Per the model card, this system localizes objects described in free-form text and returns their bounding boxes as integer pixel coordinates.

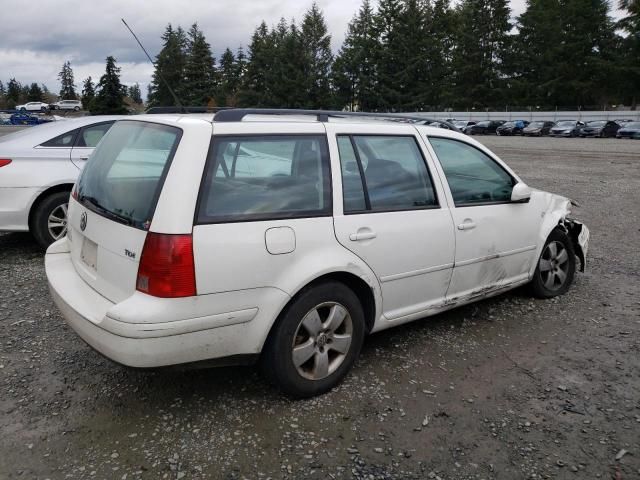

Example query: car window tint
[40,129,79,147]
[76,122,114,148]
[337,136,367,212]
[428,137,515,206]
[198,135,331,223]
[338,135,437,212]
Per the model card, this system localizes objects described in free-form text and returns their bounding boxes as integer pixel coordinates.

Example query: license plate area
[81,237,98,271]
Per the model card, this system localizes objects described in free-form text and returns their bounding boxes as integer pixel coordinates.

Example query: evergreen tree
[512,0,563,106]
[58,61,77,100]
[617,0,640,107]
[427,0,456,107]
[128,83,143,104]
[374,0,405,110]
[81,77,95,110]
[90,56,127,114]
[27,83,44,102]
[451,0,511,108]
[217,48,241,106]
[266,18,307,108]
[240,22,274,106]
[554,0,617,106]
[332,0,379,110]
[183,23,217,105]
[0,80,6,109]
[148,24,187,107]
[6,78,21,108]
[300,3,333,108]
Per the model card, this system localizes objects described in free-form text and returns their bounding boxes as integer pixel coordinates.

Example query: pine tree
[183,23,217,105]
[300,3,333,108]
[512,0,563,106]
[332,0,380,111]
[617,0,640,107]
[555,0,617,106]
[58,61,77,100]
[0,80,6,109]
[81,77,95,110]
[128,83,143,104]
[90,56,127,114]
[451,0,512,108]
[374,0,404,110]
[27,83,43,102]
[148,24,188,107]
[6,78,21,109]
[240,22,274,106]
[427,0,456,108]
[217,48,240,106]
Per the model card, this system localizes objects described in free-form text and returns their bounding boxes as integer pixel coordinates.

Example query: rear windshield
[75,121,182,230]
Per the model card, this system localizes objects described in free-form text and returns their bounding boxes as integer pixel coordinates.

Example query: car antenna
[121,18,186,113]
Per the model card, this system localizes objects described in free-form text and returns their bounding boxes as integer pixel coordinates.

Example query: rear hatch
[67,120,182,303]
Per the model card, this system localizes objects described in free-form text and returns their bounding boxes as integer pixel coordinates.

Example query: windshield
[623,122,640,128]
[454,121,469,127]
[586,121,606,127]
[75,121,182,230]
[502,122,515,127]
[528,121,544,127]
[556,121,576,127]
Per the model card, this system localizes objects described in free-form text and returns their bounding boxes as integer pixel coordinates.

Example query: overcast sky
[1,0,623,99]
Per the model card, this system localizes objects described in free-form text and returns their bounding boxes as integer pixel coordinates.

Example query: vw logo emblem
[80,212,87,232]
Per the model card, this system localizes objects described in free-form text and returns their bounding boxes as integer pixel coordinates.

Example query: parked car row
[14,100,83,112]
[446,119,638,139]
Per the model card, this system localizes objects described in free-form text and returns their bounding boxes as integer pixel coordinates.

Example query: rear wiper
[80,195,133,226]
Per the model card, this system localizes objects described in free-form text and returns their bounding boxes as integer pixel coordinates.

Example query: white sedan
[15,101,51,112]
[0,116,122,247]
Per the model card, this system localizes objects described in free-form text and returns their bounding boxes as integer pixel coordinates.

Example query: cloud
[0,0,624,98]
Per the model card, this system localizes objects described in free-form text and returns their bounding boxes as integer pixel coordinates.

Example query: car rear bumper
[46,239,290,368]
[0,186,38,231]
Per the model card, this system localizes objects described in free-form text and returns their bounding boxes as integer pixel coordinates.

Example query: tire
[262,281,366,398]
[31,191,71,249]
[530,228,576,298]
[74,106,80,111]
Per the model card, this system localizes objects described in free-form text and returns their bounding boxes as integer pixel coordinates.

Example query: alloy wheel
[539,241,570,291]
[47,203,68,241]
[292,302,353,381]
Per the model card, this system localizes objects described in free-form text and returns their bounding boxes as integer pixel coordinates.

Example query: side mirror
[511,182,532,203]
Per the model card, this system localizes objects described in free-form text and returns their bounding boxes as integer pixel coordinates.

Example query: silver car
[52,100,83,111]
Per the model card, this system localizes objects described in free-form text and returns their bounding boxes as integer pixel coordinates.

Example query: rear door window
[76,121,182,229]
[337,135,438,213]
[76,122,114,147]
[197,135,331,223]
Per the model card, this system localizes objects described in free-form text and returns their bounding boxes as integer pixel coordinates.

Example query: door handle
[349,228,377,241]
[79,156,89,161]
[457,220,476,231]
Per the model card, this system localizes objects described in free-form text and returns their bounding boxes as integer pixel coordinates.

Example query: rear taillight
[0,159,12,167]
[136,233,196,298]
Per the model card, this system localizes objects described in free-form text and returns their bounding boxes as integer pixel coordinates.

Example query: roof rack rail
[213,108,459,131]
[145,106,233,114]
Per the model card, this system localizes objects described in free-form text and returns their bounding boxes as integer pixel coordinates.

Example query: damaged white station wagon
[45,109,589,397]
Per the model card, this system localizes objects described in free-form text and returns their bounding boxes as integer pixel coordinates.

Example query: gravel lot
[1,135,639,480]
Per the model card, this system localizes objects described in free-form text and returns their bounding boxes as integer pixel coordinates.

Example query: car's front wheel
[530,229,576,298]
[262,281,366,397]
[31,191,71,249]
[74,106,80,111]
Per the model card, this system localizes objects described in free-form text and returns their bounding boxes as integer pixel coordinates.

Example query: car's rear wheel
[31,191,70,249]
[262,281,365,398]
[530,229,576,298]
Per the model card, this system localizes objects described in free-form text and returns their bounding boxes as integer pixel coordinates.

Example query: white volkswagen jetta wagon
[45,110,589,397]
